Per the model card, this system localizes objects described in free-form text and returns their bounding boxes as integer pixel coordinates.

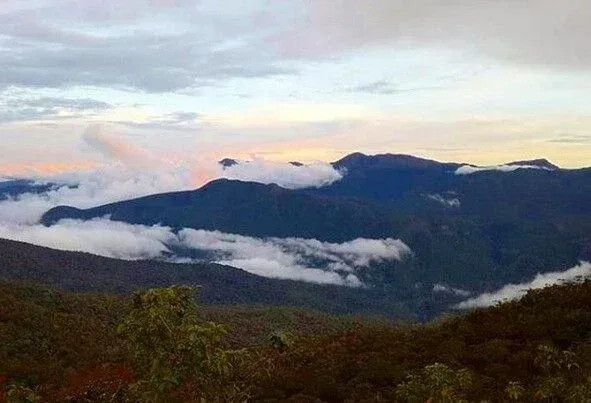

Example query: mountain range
[38,153,591,293]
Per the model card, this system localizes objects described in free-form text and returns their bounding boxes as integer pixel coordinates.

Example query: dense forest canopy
[1,279,589,401]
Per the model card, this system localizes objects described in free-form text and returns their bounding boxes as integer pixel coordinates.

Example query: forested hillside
[0,238,416,318]
[1,279,589,401]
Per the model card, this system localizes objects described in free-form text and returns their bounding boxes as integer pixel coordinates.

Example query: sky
[1,0,591,177]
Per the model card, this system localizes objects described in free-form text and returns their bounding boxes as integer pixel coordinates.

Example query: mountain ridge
[0,237,415,317]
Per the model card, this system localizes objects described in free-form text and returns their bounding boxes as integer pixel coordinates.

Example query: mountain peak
[332,152,447,170]
[506,158,560,170]
[218,158,238,168]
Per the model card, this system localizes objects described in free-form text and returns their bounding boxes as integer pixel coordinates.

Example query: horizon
[1,148,582,184]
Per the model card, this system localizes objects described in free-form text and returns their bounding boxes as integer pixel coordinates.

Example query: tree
[394,363,472,403]
[118,286,248,402]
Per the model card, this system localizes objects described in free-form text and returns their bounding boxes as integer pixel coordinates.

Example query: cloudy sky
[1,0,591,177]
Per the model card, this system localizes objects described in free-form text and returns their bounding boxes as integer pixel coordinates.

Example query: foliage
[505,381,526,400]
[0,279,590,401]
[394,363,472,402]
[269,330,295,351]
[117,285,249,402]
[4,384,40,403]
[57,364,134,402]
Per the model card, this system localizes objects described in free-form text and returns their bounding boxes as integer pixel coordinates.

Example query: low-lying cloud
[0,165,195,224]
[432,284,471,297]
[455,262,591,309]
[220,159,344,189]
[0,126,345,224]
[0,219,176,260]
[0,218,411,287]
[426,194,460,208]
[455,164,553,175]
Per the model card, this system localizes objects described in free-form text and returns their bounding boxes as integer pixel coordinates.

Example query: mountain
[39,153,591,291]
[218,158,238,167]
[42,179,395,241]
[0,179,64,200]
[506,158,560,170]
[315,152,461,203]
[0,237,416,317]
[332,152,457,170]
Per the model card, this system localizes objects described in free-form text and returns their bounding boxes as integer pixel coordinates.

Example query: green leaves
[118,285,249,402]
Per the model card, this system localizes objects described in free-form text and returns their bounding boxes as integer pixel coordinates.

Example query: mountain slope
[41,179,394,241]
[0,237,414,317]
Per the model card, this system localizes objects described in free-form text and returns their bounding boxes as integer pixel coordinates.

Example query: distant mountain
[42,179,395,241]
[312,153,590,219]
[506,158,560,170]
[0,237,416,317]
[218,158,238,167]
[0,179,66,200]
[332,152,457,171]
[39,153,591,291]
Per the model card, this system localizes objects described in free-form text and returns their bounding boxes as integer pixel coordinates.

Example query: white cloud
[455,164,552,175]
[455,261,591,309]
[0,218,411,287]
[220,159,344,189]
[432,283,471,297]
[0,125,346,224]
[0,218,176,260]
[0,164,196,224]
[426,194,460,208]
[178,229,411,286]
[0,159,343,224]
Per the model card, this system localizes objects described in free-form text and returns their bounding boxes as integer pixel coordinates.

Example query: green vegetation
[1,280,590,401]
[118,286,249,402]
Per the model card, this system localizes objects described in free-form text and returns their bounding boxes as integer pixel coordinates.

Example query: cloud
[432,284,471,297]
[112,111,201,131]
[0,218,176,260]
[548,134,591,144]
[0,218,412,287]
[0,1,293,93]
[426,194,460,208]
[348,80,445,95]
[179,229,411,283]
[0,125,348,224]
[0,157,342,225]
[278,0,591,70]
[0,96,112,124]
[0,166,193,225]
[81,124,159,165]
[455,164,553,175]
[455,261,591,309]
[219,159,344,189]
